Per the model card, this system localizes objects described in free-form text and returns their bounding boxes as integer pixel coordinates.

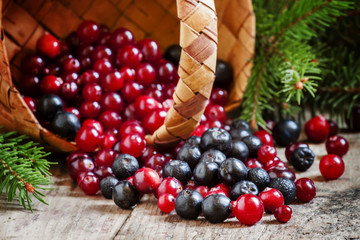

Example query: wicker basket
[0,0,255,152]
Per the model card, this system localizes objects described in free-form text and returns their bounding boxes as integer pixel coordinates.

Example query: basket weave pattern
[0,0,255,152]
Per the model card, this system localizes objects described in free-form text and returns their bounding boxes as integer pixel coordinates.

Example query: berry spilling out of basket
[18,19,349,225]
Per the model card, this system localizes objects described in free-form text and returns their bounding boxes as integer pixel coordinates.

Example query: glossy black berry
[230,128,252,140]
[231,119,250,130]
[229,140,249,161]
[112,154,139,180]
[230,180,259,201]
[175,189,203,220]
[268,177,296,205]
[202,194,232,223]
[37,94,64,121]
[219,158,248,185]
[177,145,201,169]
[100,176,119,199]
[199,149,226,166]
[113,180,140,209]
[247,168,270,192]
[50,111,80,140]
[185,136,201,147]
[272,119,300,147]
[162,160,192,185]
[163,44,181,65]
[290,147,315,172]
[242,135,262,158]
[193,162,219,187]
[200,128,232,155]
[214,59,233,88]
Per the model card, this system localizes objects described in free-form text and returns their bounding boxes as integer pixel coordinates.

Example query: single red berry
[258,188,284,213]
[205,120,223,129]
[254,130,274,146]
[91,45,114,63]
[192,125,208,137]
[295,178,316,202]
[119,120,145,138]
[66,150,91,165]
[60,81,78,100]
[77,20,100,43]
[20,75,41,97]
[204,104,226,123]
[79,70,100,85]
[98,111,122,130]
[78,174,100,195]
[234,194,264,225]
[257,145,277,164]
[267,166,296,182]
[327,120,339,137]
[163,84,176,99]
[156,177,183,198]
[82,119,103,135]
[244,158,263,169]
[119,67,135,82]
[101,70,124,92]
[63,58,81,73]
[156,61,177,84]
[77,44,94,58]
[36,34,60,58]
[195,186,210,198]
[319,154,345,180]
[139,146,158,163]
[263,156,283,172]
[94,166,113,180]
[137,39,162,64]
[93,58,113,76]
[82,82,102,101]
[144,86,163,102]
[121,81,144,103]
[95,149,116,167]
[305,115,330,142]
[210,88,228,106]
[326,135,349,157]
[274,205,292,223]
[68,158,95,181]
[75,127,101,152]
[210,183,231,197]
[285,142,309,162]
[21,54,45,75]
[133,168,161,193]
[101,134,117,149]
[157,193,176,213]
[80,100,102,119]
[63,72,79,82]
[135,63,156,86]
[109,28,135,51]
[100,92,123,112]
[120,134,146,158]
[116,46,143,68]
[40,75,63,95]
[144,153,167,171]
[134,95,162,119]
[23,97,36,113]
[77,171,95,185]
[142,109,167,134]
[122,103,137,120]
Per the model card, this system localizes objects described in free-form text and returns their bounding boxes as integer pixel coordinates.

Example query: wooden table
[1,133,360,239]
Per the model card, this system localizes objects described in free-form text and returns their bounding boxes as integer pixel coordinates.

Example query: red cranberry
[82,119,103,135]
[142,109,167,134]
[121,81,144,103]
[101,70,124,92]
[63,58,81,73]
[137,39,162,64]
[97,31,111,45]
[258,188,284,213]
[139,146,158,163]
[267,167,296,182]
[274,205,292,223]
[23,97,36,113]
[135,63,156,86]
[91,45,114,63]
[245,158,263,169]
[20,75,41,96]
[326,135,349,157]
[263,156,283,171]
[184,180,197,190]
[119,120,145,138]
[285,142,309,161]
[210,183,231,197]
[144,87,163,102]
[134,95,162,119]
[66,150,91,164]
[210,88,228,106]
[257,145,277,164]
[109,28,135,51]
[94,58,113,76]
[205,120,223,129]
[75,127,101,152]
[80,100,101,119]
[40,75,63,95]
[98,111,122,129]
[21,54,45,75]
[80,57,92,70]
[204,104,226,123]
[319,154,345,180]
[65,107,81,120]
[79,70,100,85]
[95,149,116,167]
[63,72,79,82]
[191,125,208,137]
[116,46,143,68]
[305,115,330,142]
[78,174,100,195]
[163,84,176,99]
[157,193,176,213]
[68,158,95,181]
[36,34,60,58]
[133,168,161,194]
[100,92,123,112]
[234,194,264,225]
[156,61,177,84]
[66,31,80,50]
[122,103,137,120]
[119,67,135,82]
[195,186,210,198]
[162,99,174,111]
[295,178,316,202]
[101,134,117,149]
[77,44,94,58]
[60,81,78,100]
[82,83,102,101]
[120,134,146,158]
[77,20,100,43]
[94,166,113,180]
[144,153,166,171]
[156,177,183,198]
[327,120,339,137]
[254,130,274,146]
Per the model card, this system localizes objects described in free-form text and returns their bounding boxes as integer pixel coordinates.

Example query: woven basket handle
[147,0,218,148]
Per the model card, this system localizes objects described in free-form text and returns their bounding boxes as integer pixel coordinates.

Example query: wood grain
[1,132,360,239]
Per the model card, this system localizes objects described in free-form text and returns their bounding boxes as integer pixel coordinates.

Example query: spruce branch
[0,131,55,212]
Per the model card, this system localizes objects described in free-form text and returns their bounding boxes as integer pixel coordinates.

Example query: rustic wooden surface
[1,132,360,240]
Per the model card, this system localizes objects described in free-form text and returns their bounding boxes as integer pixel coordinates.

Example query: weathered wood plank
[0,133,360,239]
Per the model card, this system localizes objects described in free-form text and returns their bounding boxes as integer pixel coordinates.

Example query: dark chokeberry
[113,180,140,209]
[177,144,201,169]
[199,149,226,166]
[193,162,219,187]
[231,119,250,130]
[100,176,119,199]
[112,154,139,180]
[229,140,249,161]
[230,180,259,201]
[37,94,64,121]
[268,178,296,205]
[175,189,203,220]
[200,128,232,155]
[230,128,251,140]
[247,168,270,192]
[219,158,248,185]
[202,194,232,223]
[163,44,181,65]
[185,136,201,147]
[162,160,192,185]
[214,60,233,89]
[290,147,315,172]
[50,111,81,140]
[242,135,262,158]
[272,119,300,147]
